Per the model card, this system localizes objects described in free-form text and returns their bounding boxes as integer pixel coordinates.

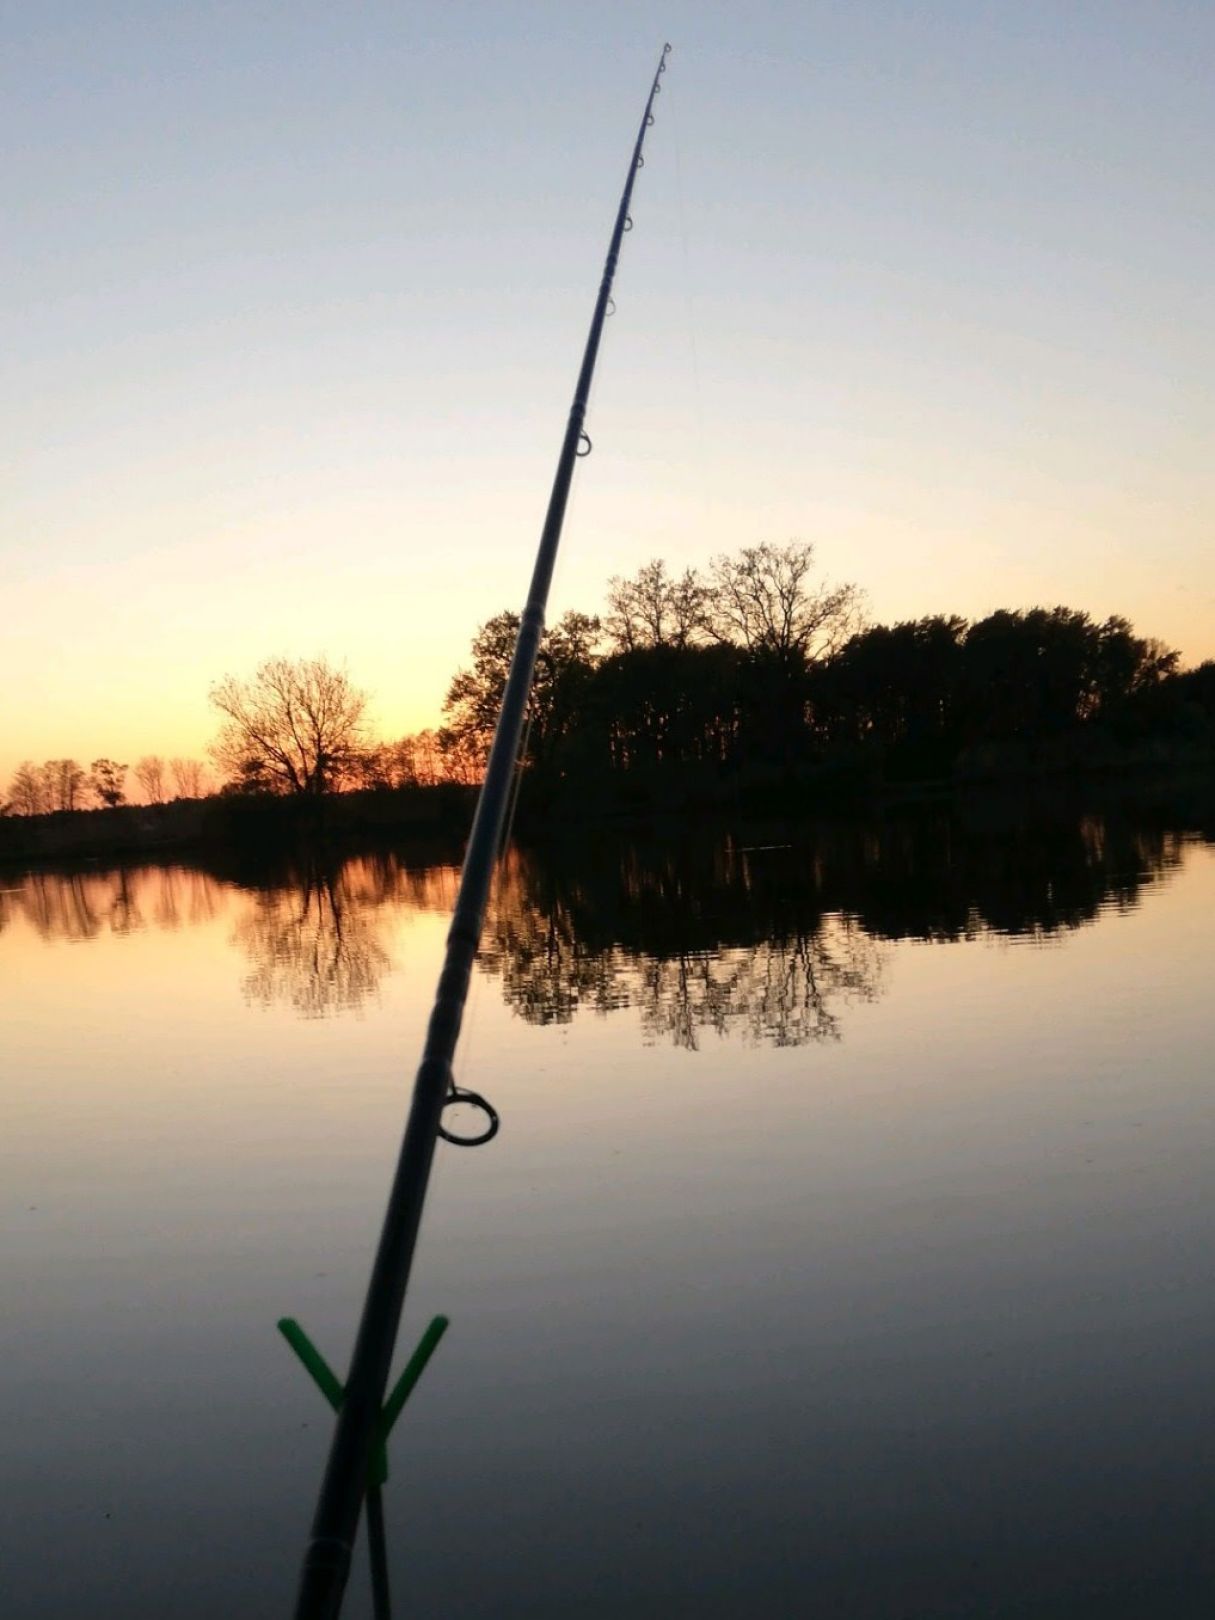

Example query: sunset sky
[4,1,1212,788]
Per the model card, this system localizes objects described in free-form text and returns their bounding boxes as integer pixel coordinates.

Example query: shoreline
[2,756,1212,874]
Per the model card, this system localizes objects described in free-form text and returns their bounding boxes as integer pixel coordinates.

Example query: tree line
[4,756,209,815]
[436,543,1213,790]
[6,541,1214,814]
[180,543,872,798]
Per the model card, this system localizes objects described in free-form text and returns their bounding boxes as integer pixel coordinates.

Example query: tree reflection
[227,853,464,1016]
[480,801,1195,1047]
[0,852,458,1018]
[0,865,223,942]
[481,848,887,1049]
[630,923,884,1049]
[232,862,393,1018]
[0,795,1205,1041]
[834,806,1189,941]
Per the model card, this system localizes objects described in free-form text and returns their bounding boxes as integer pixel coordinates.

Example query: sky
[3,0,1213,785]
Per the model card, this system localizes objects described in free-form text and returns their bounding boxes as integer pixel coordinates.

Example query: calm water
[3,800,1215,1618]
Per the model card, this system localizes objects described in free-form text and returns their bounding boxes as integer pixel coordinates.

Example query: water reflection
[0,864,222,942]
[836,810,1187,941]
[0,803,1204,1042]
[482,852,885,1047]
[233,869,393,1019]
[226,855,460,1017]
[4,801,1213,1620]
[477,806,1193,1044]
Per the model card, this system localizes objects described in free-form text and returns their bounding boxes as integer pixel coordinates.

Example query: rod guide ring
[438,1087,500,1147]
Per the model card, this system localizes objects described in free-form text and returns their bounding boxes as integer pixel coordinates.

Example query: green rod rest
[278,1314,449,1486]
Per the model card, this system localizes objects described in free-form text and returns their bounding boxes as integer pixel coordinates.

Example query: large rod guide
[290,42,672,1620]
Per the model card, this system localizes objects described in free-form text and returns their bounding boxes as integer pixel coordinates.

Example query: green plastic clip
[278,1313,450,1486]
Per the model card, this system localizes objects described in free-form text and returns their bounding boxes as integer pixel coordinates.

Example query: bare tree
[7,762,48,816]
[89,759,128,807]
[437,727,484,785]
[707,542,863,665]
[355,734,448,790]
[605,559,709,652]
[209,656,368,795]
[43,759,87,811]
[347,743,390,791]
[410,729,444,786]
[134,755,167,804]
[390,736,425,786]
[169,758,208,798]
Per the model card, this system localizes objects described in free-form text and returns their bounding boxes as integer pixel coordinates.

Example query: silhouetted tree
[435,727,484,785]
[6,762,48,816]
[170,758,208,798]
[89,758,127,808]
[405,729,445,786]
[811,608,1181,769]
[44,758,88,811]
[134,755,167,804]
[958,608,1178,740]
[706,542,863,666]
[349,742,395,790]
[209,656,367,795]
[442,612,518,767]
[218,756,278,796]
[533,611,602,772]
[591,643,742,772]
[443,610,602,776]
[605,559,709,652]
[1091,618,1179,726]
[812,616,967,759]
[696,542,865,769]
[1168,660,1215,734]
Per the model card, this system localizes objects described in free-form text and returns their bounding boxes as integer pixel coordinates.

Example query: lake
[3,793,1214,1618]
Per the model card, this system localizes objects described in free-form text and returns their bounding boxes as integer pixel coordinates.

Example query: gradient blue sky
[3,1,1212,782]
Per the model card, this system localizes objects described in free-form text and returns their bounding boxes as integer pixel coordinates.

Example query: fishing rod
[288,42,673,1620]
